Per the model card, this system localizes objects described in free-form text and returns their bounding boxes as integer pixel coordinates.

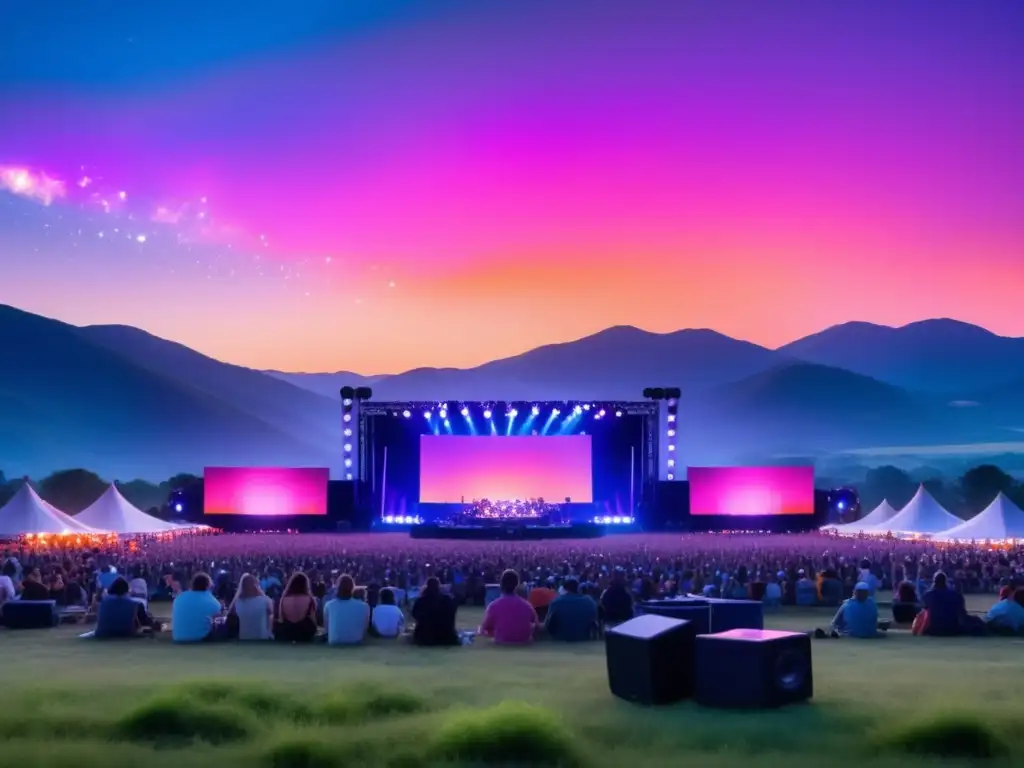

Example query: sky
[1,0,1022,374]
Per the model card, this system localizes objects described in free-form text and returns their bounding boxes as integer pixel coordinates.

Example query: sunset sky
[1,0,1021,374]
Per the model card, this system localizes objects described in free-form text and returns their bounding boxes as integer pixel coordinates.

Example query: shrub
[115,696,254,744]
[874,712,1011,759]
[318,687,427,725]
[430,701,584,766]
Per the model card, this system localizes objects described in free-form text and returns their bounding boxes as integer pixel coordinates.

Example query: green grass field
[2,595,1022,767]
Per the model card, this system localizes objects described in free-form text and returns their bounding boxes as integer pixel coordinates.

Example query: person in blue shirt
[830,582,881,638]
[95,577,144,638]
[984,588,1024,634]
[545,578,598,642]
[922,572,969,636]
[171,572,223,643]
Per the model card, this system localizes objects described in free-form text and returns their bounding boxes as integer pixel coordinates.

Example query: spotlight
[667,458,675,467]
[384,515,395,524]
[667,429,676,437]
[343,443,352,452]
[424,411,432,419]
[612,516,622,524]
[509,408,518,417]
[668,444,675,451]
[615,410,622,417]
[404,516,414,524]
[343,428,352,437]
[443,419,450,427]
[461,407,469,417]
[402,410,411,418]
[551,408,560,416]
[667,473,675,480]
[583,404,591,411]
[345,472,353,480]
[598,409,606,417]
[174,503,183,513]
[573,405,583,415]
[342,398,353,407]
[483,409,492,419]
[531,405,540,416]
[343,414,351,422]
[439,409,447,419]
[344,458,352,467]
[668,414,676,423]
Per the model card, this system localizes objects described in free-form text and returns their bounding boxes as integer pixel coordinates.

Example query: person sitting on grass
[821,582,882,638]
[324,574,370,645]
[891,580,921,623]
[544,578,597,642]
[171,572,223,643]
[479,569,538,645]
[95,577,146,638]
[371,587,405,639]
[922,571,972,636]
[18,567,50,601]
[599,568,634,626]
[411,577,460,646]
[275,572,320,643]
[984,588,1024,634]
[229,573,274,641]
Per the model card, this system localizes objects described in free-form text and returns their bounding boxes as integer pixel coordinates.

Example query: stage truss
[354,399,662,516]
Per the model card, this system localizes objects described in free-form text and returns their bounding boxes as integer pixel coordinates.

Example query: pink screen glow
[203,467,328,516]
[688,466,814,516]
[419,436,593,504]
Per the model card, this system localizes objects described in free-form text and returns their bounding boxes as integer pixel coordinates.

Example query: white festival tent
[825,500,898,534]
[864,484,960,535]
[937,493,1024,542]
[0,481,100,536]
[75,483,181,534]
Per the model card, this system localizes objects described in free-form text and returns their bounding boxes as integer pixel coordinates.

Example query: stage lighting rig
[644,387,681,480]
[827,487,860,524]
[340,385,373,481]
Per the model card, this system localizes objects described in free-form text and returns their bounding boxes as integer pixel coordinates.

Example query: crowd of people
[2,532,1023,643]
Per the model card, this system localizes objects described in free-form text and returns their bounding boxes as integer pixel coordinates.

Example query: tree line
[0,469,201,518]
[855,464,1024,519]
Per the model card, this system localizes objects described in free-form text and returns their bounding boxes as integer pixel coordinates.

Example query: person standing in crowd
[324,574,370,645]
[480,569,538,644]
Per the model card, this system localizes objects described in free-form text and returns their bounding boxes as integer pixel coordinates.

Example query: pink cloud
[0,165,66,205]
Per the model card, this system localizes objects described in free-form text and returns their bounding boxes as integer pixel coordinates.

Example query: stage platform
[410,523,606,540]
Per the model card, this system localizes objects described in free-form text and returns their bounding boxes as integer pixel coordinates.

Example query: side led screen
[688,466,814,516]
[203,467,329,516]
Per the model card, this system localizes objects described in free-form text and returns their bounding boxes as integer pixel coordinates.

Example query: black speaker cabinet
[606,614,696,705]
[695,629,812,709]
[640,599,711,635]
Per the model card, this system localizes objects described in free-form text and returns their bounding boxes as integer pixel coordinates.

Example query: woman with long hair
[275,571,319,642]
[229,573,274,640]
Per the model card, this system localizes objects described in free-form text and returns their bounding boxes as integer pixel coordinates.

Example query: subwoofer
[695,629,812,709]
[605,614,696,705]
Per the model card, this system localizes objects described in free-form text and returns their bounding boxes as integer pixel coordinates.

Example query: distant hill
[79,324,342,451]
[675,362,1007,463]
[263,370,375,400]
[0,305,330,480]
[275,325,787,402]
[778,319,1024,393]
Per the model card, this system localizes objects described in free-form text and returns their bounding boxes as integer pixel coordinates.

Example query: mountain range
[1,303,1022,480]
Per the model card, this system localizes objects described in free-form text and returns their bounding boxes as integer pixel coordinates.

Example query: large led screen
[203,467,329,516]
[419,435,593,503]
[688,466,814,516]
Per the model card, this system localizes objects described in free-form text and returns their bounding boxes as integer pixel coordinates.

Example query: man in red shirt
[479,569,538,644]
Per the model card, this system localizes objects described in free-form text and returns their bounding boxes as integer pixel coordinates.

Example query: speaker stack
[606,610,812,709]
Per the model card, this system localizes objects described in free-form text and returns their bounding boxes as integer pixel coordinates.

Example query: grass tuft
[263,737,348,768]
[318,686,428,725]
[115,696,254,745]
[874,712,1011,759]
[431,701,585,766]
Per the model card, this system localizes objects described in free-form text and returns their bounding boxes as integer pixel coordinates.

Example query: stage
[409,522,606,540]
